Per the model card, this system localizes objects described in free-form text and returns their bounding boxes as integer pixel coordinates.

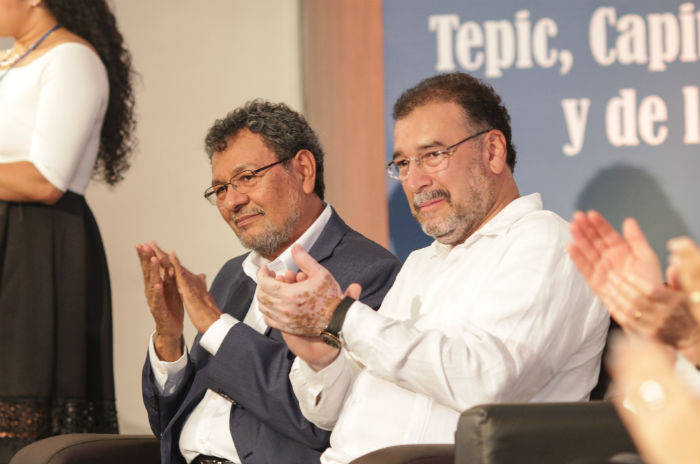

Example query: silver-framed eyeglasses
[204,154,295,205]
[386,129,491,180]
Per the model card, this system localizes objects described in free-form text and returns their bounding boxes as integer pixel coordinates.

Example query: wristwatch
[320,296,356,348]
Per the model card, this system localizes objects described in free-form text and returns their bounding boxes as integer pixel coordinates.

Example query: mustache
[413,189,451,210]
[232,207,265,221]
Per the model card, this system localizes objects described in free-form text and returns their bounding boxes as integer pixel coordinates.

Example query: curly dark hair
[44,0,136,186]
[205,100,326,200]
[393,72,517,172]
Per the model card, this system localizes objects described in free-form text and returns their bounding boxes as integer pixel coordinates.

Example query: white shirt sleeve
[199,313,238,355]
[30,44,108,191]
[148,313,239,395]
[147,333,189,396]
[339,220,606,412]
[289,349,358,430]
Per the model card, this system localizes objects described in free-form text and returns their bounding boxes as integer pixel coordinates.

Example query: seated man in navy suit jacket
[137,100,401,464]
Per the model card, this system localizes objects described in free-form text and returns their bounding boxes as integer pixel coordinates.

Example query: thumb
[291,244,325,275]
[666,265,681,290]
[344,283,362,300]
[622,218,655,260]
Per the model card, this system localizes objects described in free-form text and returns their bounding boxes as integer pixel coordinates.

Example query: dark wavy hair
[393,72,517,172]
[205,100,326,200]
[45,0,136,186]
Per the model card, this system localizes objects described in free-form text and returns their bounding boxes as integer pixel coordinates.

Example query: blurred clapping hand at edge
[568,210,700,365]
[568,210,700,464]
[608,334,699,464]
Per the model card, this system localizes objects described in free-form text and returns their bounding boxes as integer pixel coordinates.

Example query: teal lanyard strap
[0,24,61,83]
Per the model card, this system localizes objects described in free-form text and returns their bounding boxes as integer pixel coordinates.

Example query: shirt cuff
[199,313,238,355]
[290,348,347,402]
[148,332,188,396]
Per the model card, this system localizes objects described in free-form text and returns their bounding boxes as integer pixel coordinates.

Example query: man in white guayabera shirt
[256,73,610,464]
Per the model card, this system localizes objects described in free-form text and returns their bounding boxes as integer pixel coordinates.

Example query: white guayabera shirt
[290,193,610,464]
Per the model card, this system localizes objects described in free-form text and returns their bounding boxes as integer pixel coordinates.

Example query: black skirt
[0,192,118,460]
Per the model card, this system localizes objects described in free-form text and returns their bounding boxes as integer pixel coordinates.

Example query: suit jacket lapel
[169,271,255,435]
[223,277,256,321]
[308,207,349,264]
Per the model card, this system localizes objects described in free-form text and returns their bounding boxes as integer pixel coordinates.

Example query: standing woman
[0,0,135,460]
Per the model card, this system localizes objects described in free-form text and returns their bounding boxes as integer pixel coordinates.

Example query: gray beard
[418,198,488,245]
[238,207,301,257]
[413,190,476,243]
[412,165,495,245]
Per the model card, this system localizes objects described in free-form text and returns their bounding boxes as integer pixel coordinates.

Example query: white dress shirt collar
[432,193,542,258]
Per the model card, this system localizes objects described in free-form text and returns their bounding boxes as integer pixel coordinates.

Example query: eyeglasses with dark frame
[386,129,491,180]
[204,154,295,205]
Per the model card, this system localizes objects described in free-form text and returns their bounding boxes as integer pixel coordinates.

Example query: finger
[146,258,166,310]
[275,269,296,283]
[148,281,169,317]
[255,280,286,312]
[569,241,614,298]
[136,243,156,266]
[147,256,164,288]
[605,272,646,327]
[171,254,201,290]
[569,213,602,264]
[605,298,635,333]
[667,236,700,255]
[575,211,606,255]
[622,218,660,266]
[607,273,666,337]
[587,210,626,251]
[262,312,285,331]
[344,283,362,299]
[667,236,700,295]
[608,271,643,302]
[567,243,595,279]
[257,296,286,327]
[150,240,172,266]
[169,251,180,270]
[666,265,680,290]
[257,266,304,300]
[149,241,177,280]
[291,244,326,276]
[136,242,153,254]
[296,271,308,282]
[626,272,655,297]
[169,252,190,288]
[135,243,145,259]
[169,255,204,304]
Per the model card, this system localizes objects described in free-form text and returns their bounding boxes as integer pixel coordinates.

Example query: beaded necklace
[0,24,61,83]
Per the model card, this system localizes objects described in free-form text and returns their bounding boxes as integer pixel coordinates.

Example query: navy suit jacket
[142,209,401,464]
